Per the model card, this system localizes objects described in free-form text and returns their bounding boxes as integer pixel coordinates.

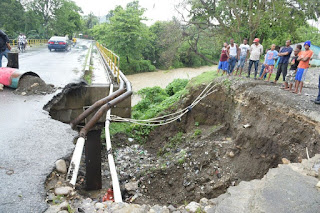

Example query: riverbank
[127,65,217,106]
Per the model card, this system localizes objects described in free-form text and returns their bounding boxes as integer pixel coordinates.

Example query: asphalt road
[0,39,91,212]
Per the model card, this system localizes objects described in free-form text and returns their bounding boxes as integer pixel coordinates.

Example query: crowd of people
[217,38,320,104]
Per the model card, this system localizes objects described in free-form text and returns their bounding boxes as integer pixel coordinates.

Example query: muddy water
[127,65,217,106]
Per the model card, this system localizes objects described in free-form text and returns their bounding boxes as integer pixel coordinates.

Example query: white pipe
[105,84,123,202]
[67,137,85,185]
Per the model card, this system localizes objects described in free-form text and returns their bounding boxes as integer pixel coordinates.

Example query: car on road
[48,36,70,52]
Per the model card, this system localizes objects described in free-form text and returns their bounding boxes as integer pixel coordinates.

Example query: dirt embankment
[134,78,320,206]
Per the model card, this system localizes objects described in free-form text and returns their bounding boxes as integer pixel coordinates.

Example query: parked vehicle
[48,36,70,52]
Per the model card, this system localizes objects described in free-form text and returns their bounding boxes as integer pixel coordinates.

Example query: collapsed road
[0,39,92,213]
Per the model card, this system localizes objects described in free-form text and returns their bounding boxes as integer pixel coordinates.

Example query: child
[259,49,270,80]
[293,41,313,95]
[284,48,300,91]
[259,44,278,82]
[217,42,229,75]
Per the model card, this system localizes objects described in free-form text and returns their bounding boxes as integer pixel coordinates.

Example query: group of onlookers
[217,38,320,104]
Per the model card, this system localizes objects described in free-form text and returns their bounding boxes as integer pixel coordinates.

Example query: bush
[165,79,188,96]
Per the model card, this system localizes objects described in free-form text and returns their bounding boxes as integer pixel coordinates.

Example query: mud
[14,75,55,95]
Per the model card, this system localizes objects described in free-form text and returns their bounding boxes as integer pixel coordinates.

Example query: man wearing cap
[247,38,263,79]
[293,41,313,95]
[274,40,293,85]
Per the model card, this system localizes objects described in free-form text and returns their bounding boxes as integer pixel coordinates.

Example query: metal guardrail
[96,42,120,83]
[9,39,48,47]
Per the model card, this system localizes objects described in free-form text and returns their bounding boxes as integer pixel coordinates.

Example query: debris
[185,202,201,212]
[54,186,73,196]
[102,189,114,202]
[228,151,235,158]
[55,159,67,174]
[125,180,139,192]
[316,181,320,188]
[94,202,105,210]
[0,83,3,91]
[306,147,310,160]
[30,83,39,88]
[282,158,291,164]
[14,75,55,96]
[243,124,251,128]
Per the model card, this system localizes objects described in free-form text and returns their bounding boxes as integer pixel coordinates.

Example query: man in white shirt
[226,38,240,76]
[235,38,250,76]
[247,38,263,79]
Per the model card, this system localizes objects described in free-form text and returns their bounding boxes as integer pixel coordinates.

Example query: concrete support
[85,129,102,190]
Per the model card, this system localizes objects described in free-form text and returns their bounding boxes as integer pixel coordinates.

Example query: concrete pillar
[85,129,102,190]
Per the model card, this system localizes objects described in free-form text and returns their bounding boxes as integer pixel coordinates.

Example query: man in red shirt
[217,42,229,75]
[293,41,313,95]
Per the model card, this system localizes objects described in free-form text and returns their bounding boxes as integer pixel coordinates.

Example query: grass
[187,71,220,88]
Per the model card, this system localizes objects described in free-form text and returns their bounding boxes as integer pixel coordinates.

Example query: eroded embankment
[132,81,320,206]
[44,78,320,212]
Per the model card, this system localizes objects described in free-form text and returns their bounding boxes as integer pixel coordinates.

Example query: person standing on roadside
[247,38,263,79]
[234,38,250,76]
[293,41,313,95]
[217,42,229,75]
[259,44,278,82]
[284,48,301,91]
[0,29,11,67]
[273,40,293,86]
[226,39,239,76]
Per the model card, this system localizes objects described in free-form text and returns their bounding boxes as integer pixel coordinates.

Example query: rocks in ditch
[54,186,73,196]
[94,202,105,210]
[185,202,201,212]
[282,158,291,164]
[55,159,67,174]
[44,201,69,213]
[149,205,169,213]
[228,151,235,158]
[125,180,139,192]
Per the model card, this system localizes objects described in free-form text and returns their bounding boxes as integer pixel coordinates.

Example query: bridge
[0,39,132,212]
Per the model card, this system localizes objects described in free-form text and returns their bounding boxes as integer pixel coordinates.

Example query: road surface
[0,40,91,212]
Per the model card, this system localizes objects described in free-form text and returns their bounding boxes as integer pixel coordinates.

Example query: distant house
[291,43,320,66]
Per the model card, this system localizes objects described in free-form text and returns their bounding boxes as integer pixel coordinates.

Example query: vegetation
[0,0,90,39]
[2,0,320,73]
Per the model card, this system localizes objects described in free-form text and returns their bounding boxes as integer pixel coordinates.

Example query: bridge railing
[9,39,48,47]
[96,42,120,83]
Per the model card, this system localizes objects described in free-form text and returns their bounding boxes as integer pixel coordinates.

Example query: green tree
[0,0,25,37]
[29,0,62,37]
[92,1,155,73]
[52,0,82,37]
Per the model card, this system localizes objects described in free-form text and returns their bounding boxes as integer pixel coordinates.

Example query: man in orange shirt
[293,41,313,94]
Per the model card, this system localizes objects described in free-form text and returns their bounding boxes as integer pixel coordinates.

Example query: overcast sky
[74,0,183,25]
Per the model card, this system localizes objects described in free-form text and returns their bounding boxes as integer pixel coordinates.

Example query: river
[127,65,217,106]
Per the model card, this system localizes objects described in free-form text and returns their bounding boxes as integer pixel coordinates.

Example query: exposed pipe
[79,70,132,137]
[70,87,125,129]
[105,84,122,202]
[67,137,85,185]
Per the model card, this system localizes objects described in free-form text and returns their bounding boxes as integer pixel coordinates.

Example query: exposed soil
[14,75,56,95]
[44,76,320,210]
